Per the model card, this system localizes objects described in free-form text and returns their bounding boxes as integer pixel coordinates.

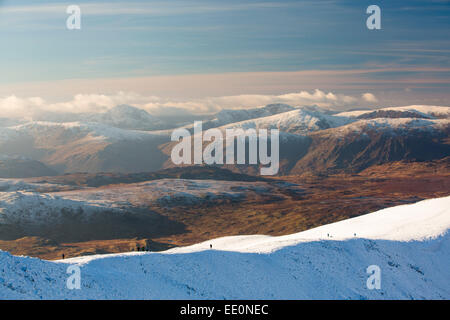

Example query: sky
[0,0,449,117]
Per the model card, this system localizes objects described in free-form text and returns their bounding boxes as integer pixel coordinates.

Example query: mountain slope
[202,103,296,130]
[336,105,450,119]
[85,105,164,130]
[0,157,57,178]
[0,105,448,176]
[0,121,171,174]
[33,105,165,131]
[220,108,354,134]
[0,174,280,242]
[162,116,450,176]
[0,196,449,299]
[290,118,450,175]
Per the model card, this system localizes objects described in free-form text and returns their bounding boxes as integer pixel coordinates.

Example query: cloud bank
[0,89,376,120]
[362,93,378,103]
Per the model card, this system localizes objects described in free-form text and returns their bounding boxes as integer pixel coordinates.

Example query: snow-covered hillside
[0,178,279,226]
[55,178,271,207]
[85,105,164,130]
[208,103,295,128]
[220,108,354,134]
[321,118,450,138]
[0,178,61,192]
[337,105,450,119]
[0,191,122,225]
[0,103,449,176]
[0,196,449,299]
[0,121,172,174]
[29,105,165,131]
[8,121,166,143]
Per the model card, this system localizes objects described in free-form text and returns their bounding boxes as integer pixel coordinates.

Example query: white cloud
[0,96,45,120]
[0,89,374,120]
[144,89,361,115]
[362,93,378,103]
[0,92,159,119]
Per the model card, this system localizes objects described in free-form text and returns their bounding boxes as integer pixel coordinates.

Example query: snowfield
[54,179,273,207]
[0,178,283,227]
[321,118,450,138]
[9,121,167,142]
[220,108,355,134]
[0,191,122,225]
[0,196,449,299]
[336,105,450,119]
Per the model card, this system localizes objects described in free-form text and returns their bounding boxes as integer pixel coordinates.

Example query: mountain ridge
[0,104,448,176]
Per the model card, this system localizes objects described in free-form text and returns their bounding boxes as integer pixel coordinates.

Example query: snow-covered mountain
[31,105,165,131]
[322,118,450,137]
[336,105,450,119]
[0,177,284,241]
[0,196,449,299]
[162,108,450,175]
[0,104,449,176]
[289,117,450,175]
[0,178,277,226]
[219,108,355,134]
[0,118,24,127]
[0,191,121,226]
[84,105,164,130]
[0,121,171,174]
[202,103,296,129]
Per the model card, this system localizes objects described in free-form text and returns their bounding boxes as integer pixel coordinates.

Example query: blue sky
[0,0,449,110]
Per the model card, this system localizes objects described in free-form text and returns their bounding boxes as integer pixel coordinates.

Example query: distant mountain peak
[211,103,295,127]
[88,104,163,130]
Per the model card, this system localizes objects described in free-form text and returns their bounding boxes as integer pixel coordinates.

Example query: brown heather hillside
[159,121,450,177]
[290,127,450,175]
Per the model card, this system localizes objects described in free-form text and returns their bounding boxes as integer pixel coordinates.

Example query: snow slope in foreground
[1,197,449,299]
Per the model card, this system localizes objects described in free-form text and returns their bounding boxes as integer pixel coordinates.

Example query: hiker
[62,254,65,259]
[210,244,212,249]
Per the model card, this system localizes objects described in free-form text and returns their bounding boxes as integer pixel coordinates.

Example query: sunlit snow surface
[0,196,449,299]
